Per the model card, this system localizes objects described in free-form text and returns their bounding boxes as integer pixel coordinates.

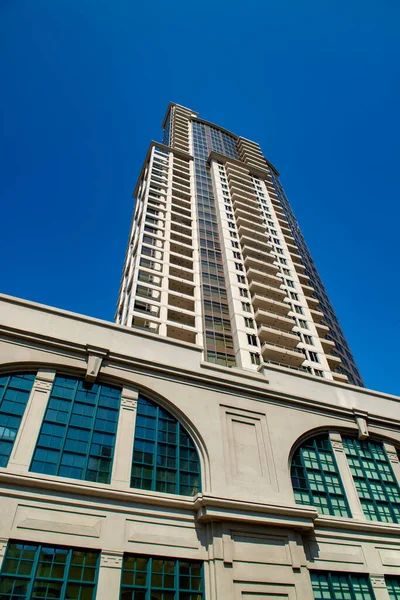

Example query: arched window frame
[130,394,202,497]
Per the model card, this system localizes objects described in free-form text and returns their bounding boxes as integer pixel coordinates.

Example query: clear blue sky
[1,1,399,395]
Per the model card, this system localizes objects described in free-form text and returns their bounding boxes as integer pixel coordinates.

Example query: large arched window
[131,396,201,496]
[342,436,400,523]
[30,376,121,484]
[291,434,351,517]
[0,373,35,467]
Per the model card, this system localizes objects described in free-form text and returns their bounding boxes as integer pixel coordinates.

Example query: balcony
[248,280,286,301]
[170,242,193,258]
[233,199,260,217]
[261,342,305,367]
[168,293,195,312]
[170,252,193,271]
[321,338,335,354]
[166,324,196,345]
[327,354,342,368]
[258,325,300,348]
[243,255,279,276]
[246,268,283,290]
[332,372,349,383]
[237,225,269,244]
[167,309,195,328]
[236,214,266,233]
[168,278,195,297]
[309,308,324,323]
[315,322,329,338]
[240,236,274,256]
[252,294,290,316]
[169,265,194,282]
[254,308,295,332]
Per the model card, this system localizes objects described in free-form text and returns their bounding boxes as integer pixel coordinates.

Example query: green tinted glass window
[0,373,35,467]
[30,376,121,484]
[291,435,351,517]
[131,396,201,496]
[342,437,400,523]
[387,577,400,599]
[311,571,375,599]
[121,554,204,599]
[0,541,99,600]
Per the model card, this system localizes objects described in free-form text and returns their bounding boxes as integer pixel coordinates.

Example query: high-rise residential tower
[116,103,363,387]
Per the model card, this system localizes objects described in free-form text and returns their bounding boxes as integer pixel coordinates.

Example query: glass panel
[343,437,400,523]
[386,577,400,600]
[0,542,99,600]
[30,376,121,484]
[120,555,204,598]
[291,435,351,517]
[131,397,201,496]
[311,571,375,599]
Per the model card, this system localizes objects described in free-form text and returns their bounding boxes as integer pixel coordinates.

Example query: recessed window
[131,396,201,496]
[309,351,320,363]
[244,317,254,328]
[311,572,374,600]
[247,334,258,346]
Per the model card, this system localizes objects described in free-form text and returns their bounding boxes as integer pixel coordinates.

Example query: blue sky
[1,0,399,394]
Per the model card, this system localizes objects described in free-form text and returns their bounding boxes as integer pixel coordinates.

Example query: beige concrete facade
[0,293,399,598]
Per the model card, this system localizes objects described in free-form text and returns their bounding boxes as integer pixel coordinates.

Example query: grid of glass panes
[311,572,375,600]
[191,120,236,367]
[291,435,351,517]
[0,373,35,467]
[386,577,400,600]
[120,554,204,600]
[0,541,99,600]
[342,437,400,523]
[131,396,200,496]
[30,376,121,483]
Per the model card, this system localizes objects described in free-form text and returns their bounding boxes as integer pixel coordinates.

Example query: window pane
[121,554,204,598]
[0,542,99,600]
[311,571,375,599]
[343,437,400,523]
[131,397,201,496]
[30,376,121,484]
[291,435,351,517]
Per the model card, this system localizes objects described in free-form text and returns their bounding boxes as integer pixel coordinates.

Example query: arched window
[30,376,121,484]
[131,396,201,496]
[342,436,400,523]
[0,373,35,467]
[291,434,351,517]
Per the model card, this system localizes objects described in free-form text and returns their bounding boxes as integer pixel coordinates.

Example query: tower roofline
[161,102,199,128]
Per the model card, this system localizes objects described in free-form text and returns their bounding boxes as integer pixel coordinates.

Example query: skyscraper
[116,102,363,387]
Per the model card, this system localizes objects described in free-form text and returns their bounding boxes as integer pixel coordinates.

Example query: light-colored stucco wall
[0,294,398,599]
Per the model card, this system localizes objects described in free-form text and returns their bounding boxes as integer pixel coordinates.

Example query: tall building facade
[116,103,363,387]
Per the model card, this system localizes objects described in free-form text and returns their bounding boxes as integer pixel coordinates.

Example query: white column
[8,370,56,473]
[111,386,138,489]
[370,574,391,600]
[329,432,365,520]
[96,550,123,600]
[0,539,8,569]
[384,442,400,485]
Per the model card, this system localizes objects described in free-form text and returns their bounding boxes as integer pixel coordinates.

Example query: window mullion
[82,386,100,479]
[56,379,79,476]
[60,547,73,600]
[177,422,181,495]
[147,556,152,600]
[153,407,160,491]
[25,544,41,600]
[314,439,335,515]
[298,447,314,506]
[0,375,10,408]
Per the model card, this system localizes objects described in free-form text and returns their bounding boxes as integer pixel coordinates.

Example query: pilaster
[96,550,123,600]
[8,370,56,473]
[111,386,139,488]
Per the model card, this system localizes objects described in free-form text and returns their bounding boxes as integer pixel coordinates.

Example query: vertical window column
[111,387,139,488]
[370,575,392,600]
[328,432,365,520]
[7,370,56,474]
[383,442,400,489]
[96,551,123,600]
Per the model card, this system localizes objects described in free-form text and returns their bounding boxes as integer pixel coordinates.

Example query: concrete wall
[0,294,399,599]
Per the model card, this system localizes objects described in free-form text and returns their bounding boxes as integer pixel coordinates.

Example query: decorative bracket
[85,345,109,383]
[353,409,369,440]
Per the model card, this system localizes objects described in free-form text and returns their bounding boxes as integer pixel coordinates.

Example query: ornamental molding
[100,551,123,569]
